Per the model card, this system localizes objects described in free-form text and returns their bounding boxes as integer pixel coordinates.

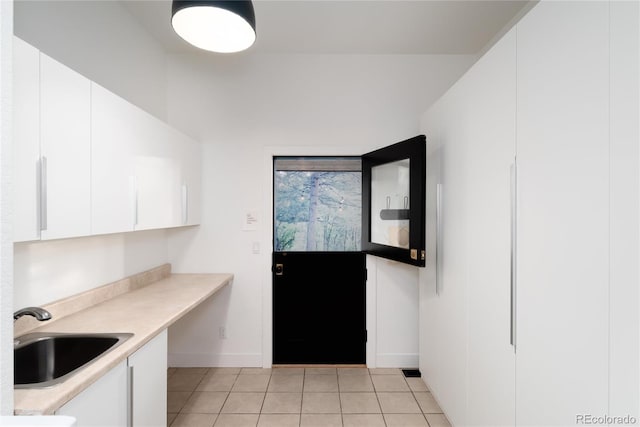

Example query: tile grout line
[371,370,389,427]
[298,369,305,427]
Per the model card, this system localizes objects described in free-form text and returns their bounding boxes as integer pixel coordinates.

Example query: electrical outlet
[219,326,227,339]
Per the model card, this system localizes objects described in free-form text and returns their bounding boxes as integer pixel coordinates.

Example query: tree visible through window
[274,158,361,252]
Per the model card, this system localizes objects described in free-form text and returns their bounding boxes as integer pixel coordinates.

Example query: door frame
[261,145,378,368]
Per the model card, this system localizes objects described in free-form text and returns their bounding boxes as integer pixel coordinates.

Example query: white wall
[0,0,13,414]
[13,0,168,120]
[13,230,169,308]
[370,257,419,368]
[166,52,474,367]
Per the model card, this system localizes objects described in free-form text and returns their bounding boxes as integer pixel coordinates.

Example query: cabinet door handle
[130,176,138,229]
[510,161,517,350]
[39,156,47,231]
[182,184,188,225]
[436,183,442,296]
[127,365,134,427]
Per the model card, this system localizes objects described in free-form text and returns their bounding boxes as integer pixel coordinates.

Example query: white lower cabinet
[55,331,168,427]
[56,360,128,426]
[128,330,168,427]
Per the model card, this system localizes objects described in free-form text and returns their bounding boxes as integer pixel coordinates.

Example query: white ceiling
[121,0,532,55]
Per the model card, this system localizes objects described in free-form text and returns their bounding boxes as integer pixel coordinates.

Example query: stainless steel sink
[14,332,133,388]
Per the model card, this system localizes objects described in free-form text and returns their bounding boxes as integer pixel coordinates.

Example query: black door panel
[273,251,366,364]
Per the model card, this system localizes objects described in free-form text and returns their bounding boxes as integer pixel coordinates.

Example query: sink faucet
[14,307,52,322]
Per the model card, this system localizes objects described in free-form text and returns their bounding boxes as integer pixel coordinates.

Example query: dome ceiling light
[171,0,256,53]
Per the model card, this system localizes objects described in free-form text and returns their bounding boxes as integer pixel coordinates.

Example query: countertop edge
[14,273,233,415]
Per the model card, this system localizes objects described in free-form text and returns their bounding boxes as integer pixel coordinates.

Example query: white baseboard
[168,352,263,367]
[169,352,418,369]
[376,353,419,368]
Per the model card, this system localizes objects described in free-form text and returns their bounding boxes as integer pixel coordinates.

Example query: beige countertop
[14,273,233,415]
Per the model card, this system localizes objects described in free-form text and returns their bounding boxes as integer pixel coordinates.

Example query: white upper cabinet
[14,36,202,241]
[40,52,92,240]
[13,37,41,242]
[91,83,137,235]
[134,114,181,231]
[516,2,609,425]
[92,82,202,235]
[170,126,202,226]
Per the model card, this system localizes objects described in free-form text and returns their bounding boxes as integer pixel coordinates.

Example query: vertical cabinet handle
[39,156,47,231]
[435,183,442,296]
[130,176,138,229]
[510,161,517,350]
[127,365,134,427]
[182,184,188,225]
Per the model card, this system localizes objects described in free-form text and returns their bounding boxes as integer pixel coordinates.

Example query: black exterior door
[272,251,366,364]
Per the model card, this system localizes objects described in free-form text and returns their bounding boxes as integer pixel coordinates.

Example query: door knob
[274,264,284,276]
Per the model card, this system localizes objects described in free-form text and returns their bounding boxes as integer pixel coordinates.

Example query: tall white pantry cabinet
[419,1,639,426]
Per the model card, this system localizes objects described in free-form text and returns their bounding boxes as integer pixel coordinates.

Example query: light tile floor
[167,367,451,427]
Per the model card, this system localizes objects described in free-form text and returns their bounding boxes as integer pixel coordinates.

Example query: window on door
[273,157,362,252]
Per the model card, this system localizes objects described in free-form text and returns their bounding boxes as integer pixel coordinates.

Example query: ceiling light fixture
[171,0,256,53]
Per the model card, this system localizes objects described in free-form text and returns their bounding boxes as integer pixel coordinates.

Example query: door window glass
[274,157,361,252]
[370,159,410,248]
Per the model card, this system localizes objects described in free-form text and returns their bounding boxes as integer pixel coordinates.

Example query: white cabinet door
[420,75,472,427]
[516,2,609,425]
[134,115,181,231]
[13,37,41,242]
[93,84,200,234]
[91,83,136,235]
[609,1,640,419]
[56,360,127,426]
[128,330,167,427]
[464,28,516,427]
[169,127,202,226]
[431,82,469,427]
[418,101,443,402]
[40,53,91,240]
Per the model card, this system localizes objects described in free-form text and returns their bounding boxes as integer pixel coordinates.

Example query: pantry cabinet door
[39,53,91,240]
[608,1,640,419]
[418,101,443,403]
[431,82,469,427]
[464,28,516,427]
[91,83,136,235]
[516,2,609,425]
[13,37,41,242]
